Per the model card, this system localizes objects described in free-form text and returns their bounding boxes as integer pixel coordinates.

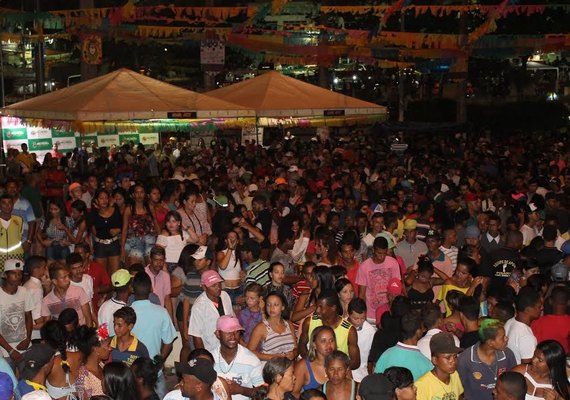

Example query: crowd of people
[0,130,569,400]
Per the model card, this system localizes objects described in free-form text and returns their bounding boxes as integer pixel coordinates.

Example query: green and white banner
[1,117,159,162]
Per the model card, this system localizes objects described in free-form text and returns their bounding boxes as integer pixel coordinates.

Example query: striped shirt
[212,345,263,400]
[260,319,296,355]
[439,245,459,272]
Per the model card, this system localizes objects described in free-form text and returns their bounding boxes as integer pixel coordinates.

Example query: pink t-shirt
[41,285,90,325]
[356,256,401,319]
[145,265,171,306]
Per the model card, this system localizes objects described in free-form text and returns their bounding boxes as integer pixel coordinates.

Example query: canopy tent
[1,68,254,121]
[206,70,387,120]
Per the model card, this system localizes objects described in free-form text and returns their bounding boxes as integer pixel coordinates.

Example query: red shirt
[531,314,570,353]
[85,260,111,311]
[344,260,359,290]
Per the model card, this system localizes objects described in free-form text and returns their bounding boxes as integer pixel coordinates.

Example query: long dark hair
[41,319,73,374]
[310,265,334,305]
[75,325,102,362]
[103,362,139,400]
[43,199,67,234]
[128,182,153,216]
[537,340,570,400]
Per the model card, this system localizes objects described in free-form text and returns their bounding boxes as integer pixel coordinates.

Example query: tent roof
[2,68,254,121]
[206,71,386,117]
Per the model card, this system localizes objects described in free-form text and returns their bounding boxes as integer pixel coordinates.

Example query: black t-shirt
[460,330,480,349]
[535,247,563,273]
[368,316,401,364]
[485,247,522,286]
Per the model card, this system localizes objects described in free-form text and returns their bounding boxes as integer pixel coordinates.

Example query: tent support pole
[255,117,260,157]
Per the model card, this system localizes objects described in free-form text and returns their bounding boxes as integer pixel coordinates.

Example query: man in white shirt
[505,287,541,364]
[418,303,460,359]
[520,204,540,247]
[362,212,384,257]
[23,256,49,341]
[348,298,376,383]
[98,269,132,336]
[188,271,234,353]
[0,259,33,369]
[211,316,263,400]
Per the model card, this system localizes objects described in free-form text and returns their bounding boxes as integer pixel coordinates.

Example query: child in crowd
[156,210,191,272]
[265,262,293,308]
[109,306,149,366]
[238,283,264,345]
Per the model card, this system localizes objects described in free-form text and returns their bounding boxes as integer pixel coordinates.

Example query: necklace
[218,349,237,374]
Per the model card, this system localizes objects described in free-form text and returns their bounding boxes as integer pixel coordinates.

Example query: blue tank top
[302,358,322,391]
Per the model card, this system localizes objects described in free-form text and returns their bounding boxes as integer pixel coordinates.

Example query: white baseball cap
[4,259,23,273]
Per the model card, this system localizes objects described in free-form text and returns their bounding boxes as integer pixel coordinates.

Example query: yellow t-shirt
[437,283,469,317]
[415,370,463,400]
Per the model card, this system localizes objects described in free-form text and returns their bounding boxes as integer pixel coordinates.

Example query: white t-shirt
[353,320,377,383]
[98,298,127,337]
[70,275,94,301]
[23,277,43,340]
[211,345,263,400]
[0,286,34,356]
[505,317,537,364]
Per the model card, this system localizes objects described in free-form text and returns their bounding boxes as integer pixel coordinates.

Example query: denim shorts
[124,235,156,259]
[46,244,70,260]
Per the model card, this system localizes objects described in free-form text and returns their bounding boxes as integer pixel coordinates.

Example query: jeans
[125,235,156,259]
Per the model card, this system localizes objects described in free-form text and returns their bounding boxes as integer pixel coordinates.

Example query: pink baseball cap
[387,278,403,295]
[200,270,223,287]
[216,315,244,332]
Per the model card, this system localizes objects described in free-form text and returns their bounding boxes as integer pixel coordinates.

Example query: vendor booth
[0,68,254,160]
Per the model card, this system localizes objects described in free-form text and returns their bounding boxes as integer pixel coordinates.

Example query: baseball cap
[4,259,23,273]
[111,269,132,288]
[430,332,463,355]
[464,225,481,239]
[21,344,56,380]
[320,198,332,206]
[426,229,441,241]
[0,372,13,400]
[68,182,82,192]
[216,315,244,332]
[561,239,570,256]
[288,165,299,173]
[387,278,403,295]
[526,203,539,213]
[191,246,208,260]
[200,270,223,287]
[551,262,568,282]
[275,177,288,186]
[247,184,258,193]
[378,232,395,249]
[213,195,229,208]
[175,358,217,385]
[403,219,417,231]
[358,373,394,400]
